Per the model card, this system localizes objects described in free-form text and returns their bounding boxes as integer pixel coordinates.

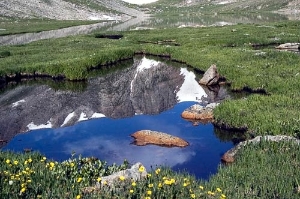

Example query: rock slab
[131,130,189,147]
[199,64,220,86]
[181,103,218,122]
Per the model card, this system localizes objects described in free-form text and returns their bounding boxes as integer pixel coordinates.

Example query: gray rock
[96,162,147,187]
[199,64,220,86]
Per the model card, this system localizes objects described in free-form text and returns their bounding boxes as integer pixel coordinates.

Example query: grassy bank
[1,20,300,198]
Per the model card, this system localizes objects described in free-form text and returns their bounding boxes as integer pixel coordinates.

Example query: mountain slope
[0,0,143,20]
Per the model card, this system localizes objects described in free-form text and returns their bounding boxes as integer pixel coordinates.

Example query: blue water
[4,101,233,180]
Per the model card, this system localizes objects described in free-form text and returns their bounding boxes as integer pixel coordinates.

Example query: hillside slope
[0,0,143,21]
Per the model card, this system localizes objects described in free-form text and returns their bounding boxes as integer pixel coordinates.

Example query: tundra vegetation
[0,1,300,198]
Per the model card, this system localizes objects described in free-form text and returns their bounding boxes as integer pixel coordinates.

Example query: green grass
[0,151,227,199]
[208,140,300,199]
[1,20,300,199]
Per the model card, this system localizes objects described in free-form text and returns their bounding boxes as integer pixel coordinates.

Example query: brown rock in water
[199,64,220,86]
[181,104,218,122]
[131,130,189,147]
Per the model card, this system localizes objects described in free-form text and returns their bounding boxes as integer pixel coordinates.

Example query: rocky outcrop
[131,130,189,147]
[221,135,300,163]
[181,103,219,122]
[199,64,220,86]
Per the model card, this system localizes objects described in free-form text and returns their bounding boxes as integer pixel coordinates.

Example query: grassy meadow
[1,19,300,198]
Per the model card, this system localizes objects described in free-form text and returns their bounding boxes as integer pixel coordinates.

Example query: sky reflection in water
[4,101,233,180]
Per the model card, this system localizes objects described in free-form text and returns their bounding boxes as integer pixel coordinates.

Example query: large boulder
[131,130,189,147]
[181,103,218,122]
[199,64,220,86]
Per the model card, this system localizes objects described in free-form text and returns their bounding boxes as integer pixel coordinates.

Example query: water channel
[1,56,235,179]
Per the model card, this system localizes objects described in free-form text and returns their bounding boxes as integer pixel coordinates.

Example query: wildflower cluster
[1,151,227,199]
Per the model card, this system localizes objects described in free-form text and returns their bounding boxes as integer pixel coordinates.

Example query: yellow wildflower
[145,197,151,199]
[147,190,152,195]
[119,176,125,181]
[97,177,101,182]
[76,195,81,199]
[138,165,145,172]
[13,160,18,165]
[77,177,83,183]
[148,183,153,188]
[24,160,28,165]
[6,159,10,164]
[20,187,26,193]
[49,162,55,167]
[28,158,32,163]
[27,179,32,183]
[190,194,196,198]
[199,185,204,190]
[221,194,226,198]
[37,195,42,198]
[21,183,26,188]
[183,182,189,187]
[129,189,134,193]
[70,162,75,167]
[158,182,162,188]
[170,178,175,184]
[217,188,222,192]
[147,174,152,177]
[132,181,136,186]
[155,168,161,174]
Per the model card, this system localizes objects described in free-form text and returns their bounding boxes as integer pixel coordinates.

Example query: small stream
[1,56,235,179]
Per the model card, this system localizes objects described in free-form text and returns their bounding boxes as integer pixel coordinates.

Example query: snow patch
[176,68,207,102]
[91,113,106,118]
[78,112,89,121]
[12,99,25,107]
[27,121,52,130]
[61,112,76,127]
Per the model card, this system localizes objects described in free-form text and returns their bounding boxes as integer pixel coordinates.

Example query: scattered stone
[181,103,219,122]
[199,64,220,86]
[131,130,189,147]
[96,162,147,187]
[275,43,300,49]
[221,135,300,163]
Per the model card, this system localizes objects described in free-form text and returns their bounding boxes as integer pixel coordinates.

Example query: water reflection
[0,56,208,147]
[3,102,234,180]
